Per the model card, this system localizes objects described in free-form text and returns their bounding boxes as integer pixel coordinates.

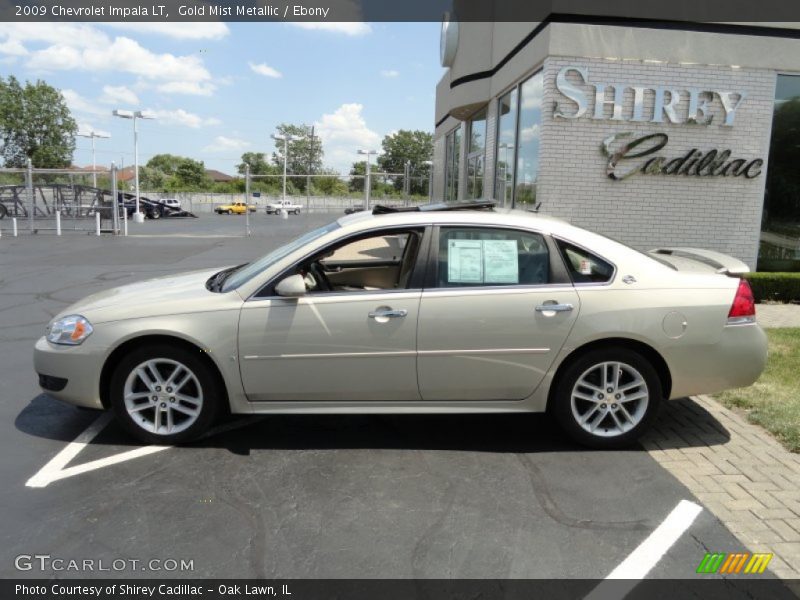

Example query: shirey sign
[552,65,765,181]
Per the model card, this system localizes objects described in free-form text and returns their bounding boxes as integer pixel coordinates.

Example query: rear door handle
[369,309,408,319]
[535,303,574,313]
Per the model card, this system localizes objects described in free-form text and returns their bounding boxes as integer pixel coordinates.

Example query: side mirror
[275,274,306,297]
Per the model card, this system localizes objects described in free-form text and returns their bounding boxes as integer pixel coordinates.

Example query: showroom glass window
[761,75,800,272]
[494,70,543,208]
[514,72,543,207]
[445,126,461,202]
[466,107,487,199]
[495,88,517,206]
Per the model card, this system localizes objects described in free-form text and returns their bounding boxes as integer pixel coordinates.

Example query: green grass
[715,328,800,453]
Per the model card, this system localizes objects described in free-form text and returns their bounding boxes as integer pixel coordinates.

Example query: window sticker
[579,259,593,275]
[447,239,483,283]
[483,240,519,283]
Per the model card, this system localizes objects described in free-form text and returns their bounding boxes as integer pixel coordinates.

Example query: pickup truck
[215,202,257,215]
[265,200,302,215]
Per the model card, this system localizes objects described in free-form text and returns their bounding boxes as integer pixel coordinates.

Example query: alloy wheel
[570,361,649,438]
[123,358,204,435]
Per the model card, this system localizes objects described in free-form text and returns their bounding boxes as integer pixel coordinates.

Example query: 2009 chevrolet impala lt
[34,203,767,448]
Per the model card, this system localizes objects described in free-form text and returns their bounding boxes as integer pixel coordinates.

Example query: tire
[150,207,161,220]
[551,347,662,449]
[0,203,6,219]
[293,209,300,215]
[226,210,232,215]
[110,343,222,444]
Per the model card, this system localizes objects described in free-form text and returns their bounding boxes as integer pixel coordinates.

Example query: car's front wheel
[110,344,221,444]
[552,347,661,449]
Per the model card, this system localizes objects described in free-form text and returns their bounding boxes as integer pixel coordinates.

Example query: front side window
[445,126,461,202]
[467,108,487,199]
[295,229,423,293]
[437,227,550,288]
[556,240,614,284]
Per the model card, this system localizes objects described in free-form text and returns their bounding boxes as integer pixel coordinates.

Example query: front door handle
[369,309,408,319]
[535,303,574,313]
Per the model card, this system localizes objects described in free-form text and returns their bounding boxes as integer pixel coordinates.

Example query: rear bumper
[667,323,768,399]
[33,336,105,409]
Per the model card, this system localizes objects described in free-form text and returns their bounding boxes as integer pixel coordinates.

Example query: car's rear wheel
[110,344,220,444]
[552,347,661,449]
[226,209,232,215]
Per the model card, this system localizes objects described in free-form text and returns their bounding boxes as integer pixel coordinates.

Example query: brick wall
[537,57,777,268]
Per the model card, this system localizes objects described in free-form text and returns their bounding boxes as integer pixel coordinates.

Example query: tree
[313,169,349,197]
[349,161,367,193]
[146,154,185,175]
[0,76,77,168]
[271,123,324,192]
[377,129,433,195]
[138,166,168,191]
[174,158,209,188]
[236,152,277,176]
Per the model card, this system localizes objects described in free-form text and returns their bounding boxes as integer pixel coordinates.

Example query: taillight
[727,279,756,324]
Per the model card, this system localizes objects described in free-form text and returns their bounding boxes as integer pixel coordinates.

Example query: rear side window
[437,227,550,287]
[556,240,614,284]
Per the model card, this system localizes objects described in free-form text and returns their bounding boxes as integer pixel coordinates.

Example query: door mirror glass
[275,274,307,297]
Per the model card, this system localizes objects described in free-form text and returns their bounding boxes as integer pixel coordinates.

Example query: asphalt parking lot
[0,212,794,595]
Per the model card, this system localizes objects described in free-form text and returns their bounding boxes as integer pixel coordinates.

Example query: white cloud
[157,81,216,96]
[61,89,107,117]
[77,123,111,138]
[3,24,216,96]
[100,22,230,40]
[380,69,399,78]
[100,85,139,105]
[519,124,540,143]
[248,61,282,78]
[288,22,371,36]
[149,108,221,128]
[204,135,250,152]
[314,103,381,172]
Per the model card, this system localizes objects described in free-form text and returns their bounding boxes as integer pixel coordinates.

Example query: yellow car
[215,202,256,215]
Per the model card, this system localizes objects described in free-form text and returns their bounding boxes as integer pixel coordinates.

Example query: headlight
[46,315,93,345]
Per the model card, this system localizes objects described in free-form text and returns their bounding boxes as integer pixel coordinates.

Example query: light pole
[423,160,433,203]
[357,149,378,210]
[77,130,110,188]
[271,133,302,204]
[113,109,154,223]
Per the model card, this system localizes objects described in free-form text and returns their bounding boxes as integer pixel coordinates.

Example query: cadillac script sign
[552,65,764,180]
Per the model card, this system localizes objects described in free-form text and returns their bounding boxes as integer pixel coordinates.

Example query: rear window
[556,240,614,284]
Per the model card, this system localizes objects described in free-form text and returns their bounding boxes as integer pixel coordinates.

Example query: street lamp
[357,149,378,210]
[423,160,433,203]
[271,133,302,204]
[112,109,154,223]
[77,130,110,188]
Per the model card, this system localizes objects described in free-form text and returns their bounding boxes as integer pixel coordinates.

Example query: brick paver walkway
[641,395,800,580]
[757,303,800,329]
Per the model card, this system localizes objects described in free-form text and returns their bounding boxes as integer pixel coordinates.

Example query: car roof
[337,207,572,236]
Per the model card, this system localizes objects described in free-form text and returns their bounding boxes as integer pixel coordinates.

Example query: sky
[0,21,444,174]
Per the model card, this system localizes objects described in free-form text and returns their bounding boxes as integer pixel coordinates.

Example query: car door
[238,227,427,402]
[417,226,580,401]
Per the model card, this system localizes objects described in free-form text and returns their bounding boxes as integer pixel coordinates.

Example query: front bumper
[33,336,105,409]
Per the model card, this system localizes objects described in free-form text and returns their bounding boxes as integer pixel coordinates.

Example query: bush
[745,272,800,303]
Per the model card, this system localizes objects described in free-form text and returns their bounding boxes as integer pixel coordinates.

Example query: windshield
[221,222,340,292]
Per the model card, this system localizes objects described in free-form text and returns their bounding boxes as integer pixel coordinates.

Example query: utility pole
[306,125,317,212]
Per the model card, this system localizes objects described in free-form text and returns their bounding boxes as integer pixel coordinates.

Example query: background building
[433,20,800,270]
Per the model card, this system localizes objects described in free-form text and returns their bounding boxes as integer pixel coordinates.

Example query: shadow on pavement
[16,394,730,454]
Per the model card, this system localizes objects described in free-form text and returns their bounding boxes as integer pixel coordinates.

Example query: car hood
[58,267,234,324]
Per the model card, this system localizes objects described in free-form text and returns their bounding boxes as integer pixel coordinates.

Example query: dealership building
[432,20,800,270]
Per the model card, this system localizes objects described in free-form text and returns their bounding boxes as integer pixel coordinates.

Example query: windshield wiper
[206,264,246,292]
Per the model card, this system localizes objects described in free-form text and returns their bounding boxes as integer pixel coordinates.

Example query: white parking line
[584,499,703,599]
[26,414,259,488]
